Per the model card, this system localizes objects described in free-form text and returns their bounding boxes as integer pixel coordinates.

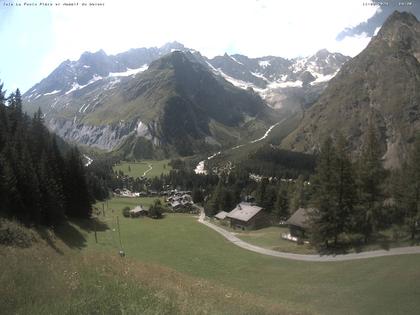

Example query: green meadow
[2,196,420,314]
[113,160,172,179]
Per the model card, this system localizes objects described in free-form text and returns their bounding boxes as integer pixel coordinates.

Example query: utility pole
[94,218,98,244]
[116,215,124,257]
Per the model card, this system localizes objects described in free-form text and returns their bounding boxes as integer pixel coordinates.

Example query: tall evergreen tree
[398,137,420,239]
[335,134,357,236]
[310,137,339,248]
[289,175,307,212]
[0,83,93,226]
[310,136,355,248]
[275,183,289,220]
[356,122,385,242]
[64,148,92,218]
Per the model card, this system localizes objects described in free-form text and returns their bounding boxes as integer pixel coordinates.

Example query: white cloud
[326,32,373,57]
[37,0,378,79]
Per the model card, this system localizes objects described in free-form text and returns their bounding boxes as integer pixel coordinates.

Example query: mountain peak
[377,10,419,39]
[385,10,418,26]
[149,50,197,71]
[159,41,186,52]
[375,10,420,53]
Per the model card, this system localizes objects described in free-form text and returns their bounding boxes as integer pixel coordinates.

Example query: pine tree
[149,199,164,219]
[0,84,94,226]
[289,176,307,212]
[399,137,420,239]
[205,179,223,216]
[335,134,357,236]
[275,183,289,220]
[310,135,356,248]
[255,177,269,206]
[356,122,385,243]
[310,137,339,248]
[64,148,92,218]
[192,187,204,203]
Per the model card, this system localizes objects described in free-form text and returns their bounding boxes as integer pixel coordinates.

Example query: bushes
[122,207,131,218]
[149,200,164,219]
[0,220,34,248]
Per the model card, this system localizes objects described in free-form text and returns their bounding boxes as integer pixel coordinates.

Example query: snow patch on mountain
[310,70,339,85]
[258,60,270,68]
[65,75,103,95]
[230,55,244,65]
[268,80,303,89]
[109,65,148,77]
[44,90,61,96]
[217,69,256,90]
[291,57,308,73]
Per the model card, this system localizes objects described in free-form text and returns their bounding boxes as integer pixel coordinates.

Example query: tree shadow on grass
[317,245,351,256]
[53,217,109,250]
[70,217,109,233]
[35,227,64,255]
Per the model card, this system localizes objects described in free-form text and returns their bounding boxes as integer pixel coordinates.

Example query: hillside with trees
[0,83,94,226]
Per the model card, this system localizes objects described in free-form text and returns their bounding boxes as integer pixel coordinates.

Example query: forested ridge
[0,84,93,226]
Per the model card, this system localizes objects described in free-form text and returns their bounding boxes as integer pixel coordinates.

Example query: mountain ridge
[281,10,420,168]
[22,42,349,158]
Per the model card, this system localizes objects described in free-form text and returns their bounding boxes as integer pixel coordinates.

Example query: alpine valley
[281,11,420,168]
[22,41,349,159]
[22,11,420,168]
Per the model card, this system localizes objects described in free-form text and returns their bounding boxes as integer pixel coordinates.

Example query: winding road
[197,208,420,262]
[194,120,283,174]
[142,164,153,177]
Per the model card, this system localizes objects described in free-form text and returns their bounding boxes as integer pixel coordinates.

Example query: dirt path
[142,164,153,177]
[197,207,420,262]
[194,119,285,174]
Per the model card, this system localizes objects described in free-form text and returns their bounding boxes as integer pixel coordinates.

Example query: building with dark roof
[215,211,228,220]
[129,205,148,217]
[226,202,268,230]
[285,207,314,237]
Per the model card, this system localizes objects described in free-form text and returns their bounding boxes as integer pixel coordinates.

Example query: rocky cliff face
[22,41,348,157]
[281,11,420,168]
[23,50,277,157]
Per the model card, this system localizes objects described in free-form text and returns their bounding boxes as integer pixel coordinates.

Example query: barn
[285,207,314,238]
[226,202,268,230]
[129,205,148,217]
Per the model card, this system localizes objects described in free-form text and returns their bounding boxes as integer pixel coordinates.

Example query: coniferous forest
[0,84,93,226]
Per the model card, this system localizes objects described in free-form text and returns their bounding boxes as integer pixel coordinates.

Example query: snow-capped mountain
[205,49,350,110]
[22,42,349,157]
[25,41,188,102]
[25,42,349,112]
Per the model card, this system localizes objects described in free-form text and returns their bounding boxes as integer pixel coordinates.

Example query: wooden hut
[285,208,314,238]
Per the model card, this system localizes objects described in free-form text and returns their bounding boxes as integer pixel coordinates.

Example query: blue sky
[0,4,54,93]
[0,0,384,94]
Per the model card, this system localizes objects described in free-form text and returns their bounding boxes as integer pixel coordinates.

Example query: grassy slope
[84,197,420,315]
[208,111,301,168]
[0,223,288,315]
[113,160,172,179]
[3,195,420,314]
[210,222,316,254]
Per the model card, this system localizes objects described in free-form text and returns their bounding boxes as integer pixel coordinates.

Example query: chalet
[226,202,268,230]
[214,211,228,221]
[285,207,314,238]
[166,190,194,212]
[129,205,148,217]
[170,200,183,211]
[243,195,255,203]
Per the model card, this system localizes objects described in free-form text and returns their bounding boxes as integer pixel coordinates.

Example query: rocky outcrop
[282,11,420,168]
[48,117,158,150]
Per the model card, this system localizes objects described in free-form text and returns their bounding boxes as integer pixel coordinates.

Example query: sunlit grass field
[2,196,420,314]
[86,197,420,315]
[113,159,172,179]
